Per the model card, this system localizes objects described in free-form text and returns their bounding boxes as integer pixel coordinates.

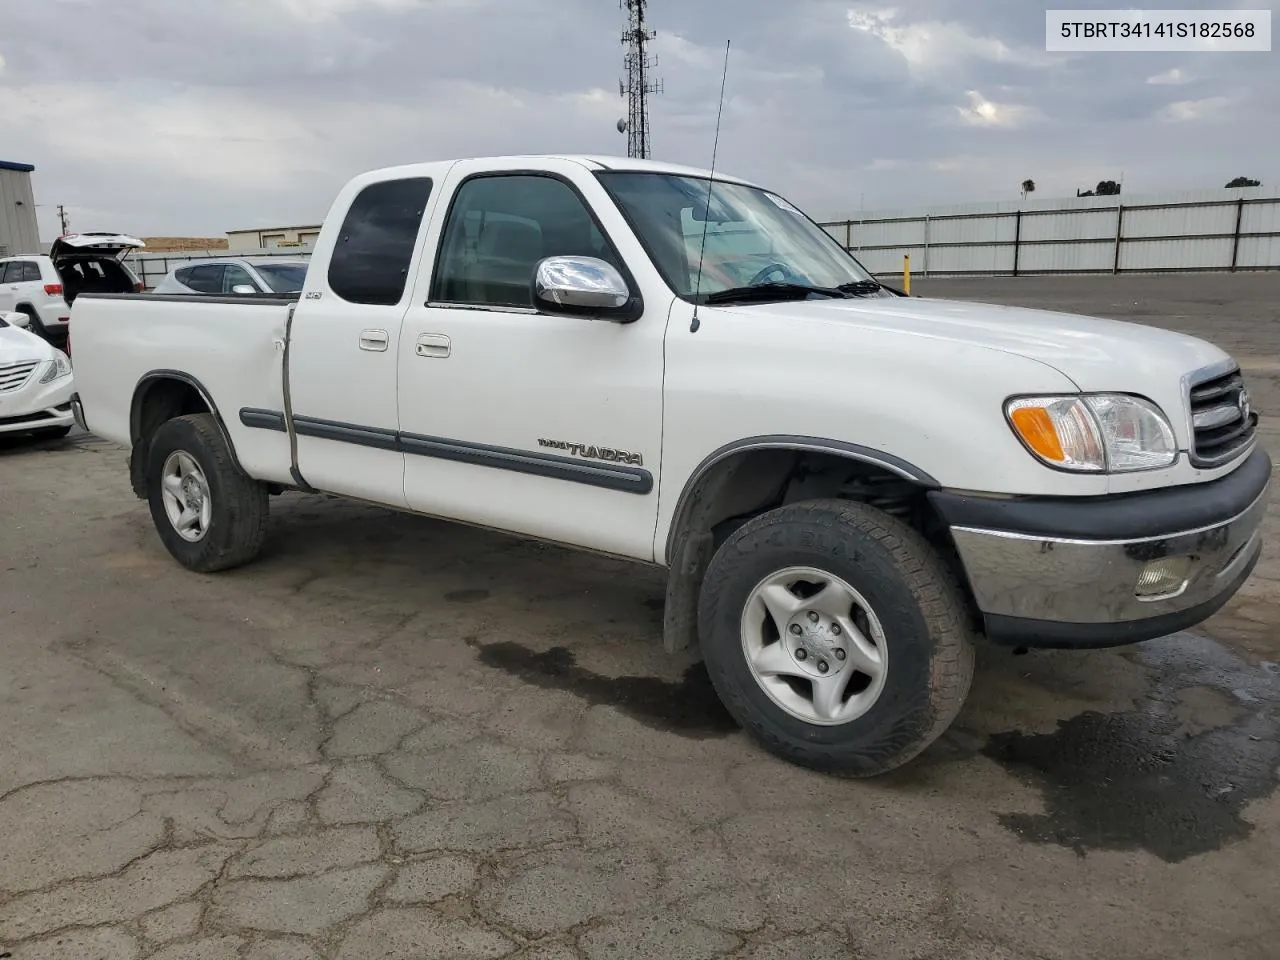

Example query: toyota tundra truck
[68,155,1269,776]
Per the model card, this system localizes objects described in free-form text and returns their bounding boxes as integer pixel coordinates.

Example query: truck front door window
[327,177,433,307]
[432,174,623,310]
[597,172,877,302]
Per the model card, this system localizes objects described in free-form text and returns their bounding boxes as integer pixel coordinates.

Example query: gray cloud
[1,0,1274,239]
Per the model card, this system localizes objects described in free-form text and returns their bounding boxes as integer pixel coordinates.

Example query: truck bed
[71,293,299,485]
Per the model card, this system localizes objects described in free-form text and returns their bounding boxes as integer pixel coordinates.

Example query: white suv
[0,233,144,347]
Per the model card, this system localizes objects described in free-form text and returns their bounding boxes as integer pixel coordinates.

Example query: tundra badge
[538,438,644,467]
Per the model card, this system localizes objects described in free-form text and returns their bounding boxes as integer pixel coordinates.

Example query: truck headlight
[39,350,72,384]
[1006,394,1177,473]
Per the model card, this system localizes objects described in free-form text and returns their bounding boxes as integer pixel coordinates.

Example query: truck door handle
[359,329,389,352]
[416,333,451,359]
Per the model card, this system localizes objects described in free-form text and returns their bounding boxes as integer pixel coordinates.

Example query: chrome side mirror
[230,284,258,295]
[2,311,30,328]
[533,256,639,321]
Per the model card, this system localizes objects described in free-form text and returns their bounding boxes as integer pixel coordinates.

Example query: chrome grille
[0,361,39,393]
[1188,367,1257,467]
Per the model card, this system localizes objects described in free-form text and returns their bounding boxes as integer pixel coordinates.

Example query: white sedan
[0,312,74,439]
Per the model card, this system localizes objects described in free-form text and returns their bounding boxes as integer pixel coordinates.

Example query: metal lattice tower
[620,0,662,159]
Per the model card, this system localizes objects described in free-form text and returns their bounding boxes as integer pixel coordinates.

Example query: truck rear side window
[328,177,433,306]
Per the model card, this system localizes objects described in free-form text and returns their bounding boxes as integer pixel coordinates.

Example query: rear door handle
[416,333,451,359]
[359,329,389,352]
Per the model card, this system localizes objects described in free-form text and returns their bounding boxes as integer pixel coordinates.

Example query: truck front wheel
[145,414,269,573]
[697,499,975,777]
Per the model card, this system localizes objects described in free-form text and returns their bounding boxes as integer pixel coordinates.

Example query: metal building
[225,224,322,251]
[0,160,40,257]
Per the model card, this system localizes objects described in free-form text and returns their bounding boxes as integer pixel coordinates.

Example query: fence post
[845,220,852,251]
[1230,197,1245,272]
[1112,204,1125,274]
[923,215,930,277]
[1012,210,1022,277]
[903,254,911,295]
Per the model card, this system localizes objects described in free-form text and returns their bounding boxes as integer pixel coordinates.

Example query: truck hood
[50,233,145,262]
[741,294,1229,392]
[0,322,59,364]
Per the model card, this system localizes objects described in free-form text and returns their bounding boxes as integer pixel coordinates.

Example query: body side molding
[238,408,654,495]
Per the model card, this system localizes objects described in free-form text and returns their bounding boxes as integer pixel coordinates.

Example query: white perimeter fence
[819,187,1280,278]
[124,186,1280,288]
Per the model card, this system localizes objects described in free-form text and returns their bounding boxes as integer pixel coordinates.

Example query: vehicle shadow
[0,431,76,455]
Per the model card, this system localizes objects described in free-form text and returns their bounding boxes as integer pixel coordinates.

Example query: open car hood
[50,233,145,262]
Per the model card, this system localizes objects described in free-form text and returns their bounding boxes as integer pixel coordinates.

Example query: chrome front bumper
[931,448,1271,648]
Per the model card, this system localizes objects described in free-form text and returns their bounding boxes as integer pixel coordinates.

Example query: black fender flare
[663,434,939,564]
[128,370,246,496]
[660,435,938,655]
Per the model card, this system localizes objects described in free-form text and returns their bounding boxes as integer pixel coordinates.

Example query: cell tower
[619,0,662,159]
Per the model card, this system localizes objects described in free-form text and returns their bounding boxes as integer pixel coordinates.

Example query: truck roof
[353,154,760,189]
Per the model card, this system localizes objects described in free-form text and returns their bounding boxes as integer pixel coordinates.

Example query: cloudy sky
[2,0,1275,240]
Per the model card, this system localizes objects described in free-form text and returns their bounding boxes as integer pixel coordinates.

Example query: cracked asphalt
[2,273,1279,960]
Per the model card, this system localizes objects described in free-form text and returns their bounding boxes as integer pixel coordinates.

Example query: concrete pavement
[1,273,1277,959]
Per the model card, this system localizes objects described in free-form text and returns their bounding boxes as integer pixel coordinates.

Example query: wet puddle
[471,641,737,738]
[984,633,1280,862]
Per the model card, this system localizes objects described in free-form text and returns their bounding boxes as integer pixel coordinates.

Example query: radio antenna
[690,39,730,334]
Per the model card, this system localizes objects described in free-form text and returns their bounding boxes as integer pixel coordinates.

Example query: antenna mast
[620,0,662,159]
[689,40,730,334]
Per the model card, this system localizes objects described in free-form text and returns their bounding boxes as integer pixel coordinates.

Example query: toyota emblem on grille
[1238,388,1251,419]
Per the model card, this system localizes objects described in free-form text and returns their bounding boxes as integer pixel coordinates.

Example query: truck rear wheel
[145,414,269,573]
[696,498,975,777]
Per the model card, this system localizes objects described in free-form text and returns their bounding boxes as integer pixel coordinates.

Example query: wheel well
[128,378,213,498]
[662,448,980,654]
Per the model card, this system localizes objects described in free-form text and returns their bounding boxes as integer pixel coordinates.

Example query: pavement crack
[56,644,270,772]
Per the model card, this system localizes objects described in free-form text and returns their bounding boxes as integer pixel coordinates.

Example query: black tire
[145,413,269,573]
[697,498,975,777]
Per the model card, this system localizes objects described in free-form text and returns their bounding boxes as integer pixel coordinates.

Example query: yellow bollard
[903,254,911,296]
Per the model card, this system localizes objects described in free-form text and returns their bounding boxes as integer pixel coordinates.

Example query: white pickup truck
[70,155,1270,776]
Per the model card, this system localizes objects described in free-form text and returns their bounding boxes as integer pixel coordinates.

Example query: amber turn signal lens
[1009,407,1064,462]
[1005,396,1106,471]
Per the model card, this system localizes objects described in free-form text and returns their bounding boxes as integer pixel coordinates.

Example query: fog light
[1135,556,1193,600]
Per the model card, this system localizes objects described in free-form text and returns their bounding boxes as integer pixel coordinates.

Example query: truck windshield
[597,172,876,303]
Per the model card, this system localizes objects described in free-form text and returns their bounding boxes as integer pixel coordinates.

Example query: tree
[1077,180,1121,197]
[1021,178,1036,199]
[1225,176,1261,188]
